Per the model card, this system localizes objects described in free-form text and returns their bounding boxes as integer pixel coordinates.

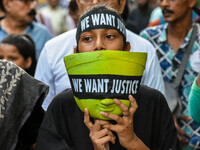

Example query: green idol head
[64,50,147,120]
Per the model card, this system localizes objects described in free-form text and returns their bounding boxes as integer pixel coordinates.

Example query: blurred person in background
[0,0,51,59]
[35,12,56,37]
[148,2,199,27]
[140,0,200,149]
[38,0,68,35]
[34,0,56,37]
[67,0,79,30]
[0,34,37,76]
[36,0,46,8]
[59,0,69,9]
[126,0,154,34]
[148,6,164,27]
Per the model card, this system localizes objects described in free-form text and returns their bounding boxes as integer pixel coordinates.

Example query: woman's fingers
[96,134,116,144]
[100,111,121,123]
[89,120,116,145]
[84,108,93,131]
[128,95,138,117]
[91,127,115,143]
[100,95,138,122]
[113,98,129,116]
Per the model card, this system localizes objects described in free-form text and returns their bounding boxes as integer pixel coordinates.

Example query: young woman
[0,34,37,76]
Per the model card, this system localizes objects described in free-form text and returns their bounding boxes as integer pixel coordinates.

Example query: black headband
[76,6,126,44]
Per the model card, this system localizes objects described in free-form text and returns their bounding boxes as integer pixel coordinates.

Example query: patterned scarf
[0,60,49,150]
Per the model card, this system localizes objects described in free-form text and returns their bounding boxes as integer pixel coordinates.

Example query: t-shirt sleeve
[35,90,72,150]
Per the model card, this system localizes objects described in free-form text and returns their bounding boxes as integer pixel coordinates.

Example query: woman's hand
[84,108,116,150]
[100,95,149,150]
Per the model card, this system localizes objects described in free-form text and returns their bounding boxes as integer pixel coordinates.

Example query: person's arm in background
[34,45,56,111]
[188,33,200,123]
[189,73,200,123]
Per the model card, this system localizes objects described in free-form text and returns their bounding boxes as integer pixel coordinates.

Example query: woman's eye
[9,57,17,61]
[84,37,92,42]
[106,35,115,39]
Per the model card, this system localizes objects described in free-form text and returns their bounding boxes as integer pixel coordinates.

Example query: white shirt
[35,29,166,111]
[39,6,67,35]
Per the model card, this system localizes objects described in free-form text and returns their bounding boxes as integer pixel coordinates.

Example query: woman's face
[0,43,30,69]
[77,29,129,52]
[74,28,131,119]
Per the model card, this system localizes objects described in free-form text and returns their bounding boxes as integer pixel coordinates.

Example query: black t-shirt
[36,85,182,150]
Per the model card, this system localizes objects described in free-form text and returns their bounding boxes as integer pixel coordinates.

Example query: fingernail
[112,137,116,144]
[100,111,106,115]
[129,95,133,98]
[114,99,118,102]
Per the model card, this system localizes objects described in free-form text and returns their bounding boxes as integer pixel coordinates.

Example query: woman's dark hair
[1,34,37,76]
[0,0,5,12]
[121,1,129,21]
[68,0,79,26]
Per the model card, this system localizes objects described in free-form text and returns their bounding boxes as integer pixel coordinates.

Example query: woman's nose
[94,38,105,51]
[100,99,114,105]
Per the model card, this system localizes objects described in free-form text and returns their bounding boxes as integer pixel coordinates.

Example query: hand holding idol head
[64,4,147,120]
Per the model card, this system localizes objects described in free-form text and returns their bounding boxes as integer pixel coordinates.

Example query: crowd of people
[0,0,200,149]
